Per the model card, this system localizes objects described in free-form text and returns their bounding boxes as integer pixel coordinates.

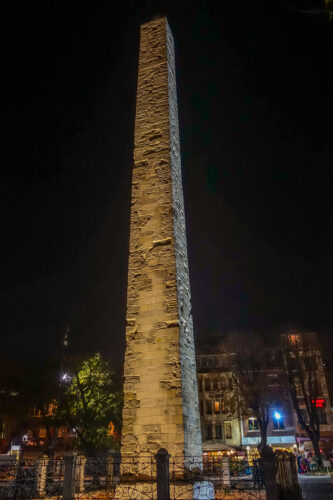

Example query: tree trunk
[258,420,268,455]
[312,433,321,462]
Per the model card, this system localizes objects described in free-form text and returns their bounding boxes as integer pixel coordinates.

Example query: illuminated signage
[311,398,325,408]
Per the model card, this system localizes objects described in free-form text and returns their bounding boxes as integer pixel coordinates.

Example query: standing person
[300,457,308,474]
[297,455,302,473]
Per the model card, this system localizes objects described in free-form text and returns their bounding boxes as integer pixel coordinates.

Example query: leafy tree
[56,353,123,456]
[282,331,324,461]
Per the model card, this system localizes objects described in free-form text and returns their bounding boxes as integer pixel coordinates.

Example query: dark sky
[1,0,332,372]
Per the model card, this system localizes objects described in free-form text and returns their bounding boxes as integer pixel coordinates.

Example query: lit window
[295,382,303,398]
[288,334,300,344]
[248,418,259,431]
[221,401,228,413]
[214,401,220,414]
[273,411,285,430]
[57,427,65,437]
[224,422,232,439]
[48,402,57,415]
[39,428,47,438]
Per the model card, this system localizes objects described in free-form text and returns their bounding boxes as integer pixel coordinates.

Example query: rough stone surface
[121,17,202,465]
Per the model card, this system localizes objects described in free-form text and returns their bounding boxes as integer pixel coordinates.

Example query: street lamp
[61,373,72,383]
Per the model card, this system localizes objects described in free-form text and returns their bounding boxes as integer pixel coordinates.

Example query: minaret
[121,17,202,466]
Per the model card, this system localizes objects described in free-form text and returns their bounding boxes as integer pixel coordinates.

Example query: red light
[311,398,325,408]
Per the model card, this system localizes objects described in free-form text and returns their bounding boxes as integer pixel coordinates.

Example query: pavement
[298,474,333,500]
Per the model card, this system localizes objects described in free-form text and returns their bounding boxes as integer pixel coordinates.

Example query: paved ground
[298,475,333,500]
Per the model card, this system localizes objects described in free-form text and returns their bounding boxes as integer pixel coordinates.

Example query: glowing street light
[274,411,282,420]
[61,373,71,382]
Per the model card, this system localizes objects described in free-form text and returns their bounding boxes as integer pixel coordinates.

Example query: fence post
[106,451,119,489]
[261,446,278,500]
[75,455,86,494]
[156,448,170,500]
[276,453,302,499]
[35,456,48,498]
[286,455,294,489]
[54,458,62,479]
[275,454,283,489]
[290,454,300,490]
[63,453,76,500]
[221,456,231,487]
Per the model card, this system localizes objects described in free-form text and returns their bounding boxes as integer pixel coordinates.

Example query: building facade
[283,331,333,453]
[240,365,297,459]
[197,334,333,457]
[197,354,241,456]
[197,353,296,457]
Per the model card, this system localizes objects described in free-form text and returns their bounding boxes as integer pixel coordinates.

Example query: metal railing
[0,452,267,499]
[0,457,63,499]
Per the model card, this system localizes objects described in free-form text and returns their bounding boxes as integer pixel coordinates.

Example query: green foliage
[56,353,123,455]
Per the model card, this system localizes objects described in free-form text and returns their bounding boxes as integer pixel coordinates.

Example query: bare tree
[282,331,324,460]
[221,331,287,455]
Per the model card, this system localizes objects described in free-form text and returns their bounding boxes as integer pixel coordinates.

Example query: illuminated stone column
[121,17,202,467]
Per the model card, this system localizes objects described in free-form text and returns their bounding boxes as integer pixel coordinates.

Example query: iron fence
[0,457,63,499]
[52,454,160,498]
[169,456,265,499]
[0,453,266,499]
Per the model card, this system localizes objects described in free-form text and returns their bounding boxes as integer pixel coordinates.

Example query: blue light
[274,411,281,420]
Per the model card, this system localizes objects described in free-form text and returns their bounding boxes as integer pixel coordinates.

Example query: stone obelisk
[121,17,202,466]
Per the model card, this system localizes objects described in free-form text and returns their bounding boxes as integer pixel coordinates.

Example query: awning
[297,435,333,442]
[202,441,235,452]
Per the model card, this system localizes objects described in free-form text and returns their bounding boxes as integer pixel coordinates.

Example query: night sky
[2,1,332,373]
